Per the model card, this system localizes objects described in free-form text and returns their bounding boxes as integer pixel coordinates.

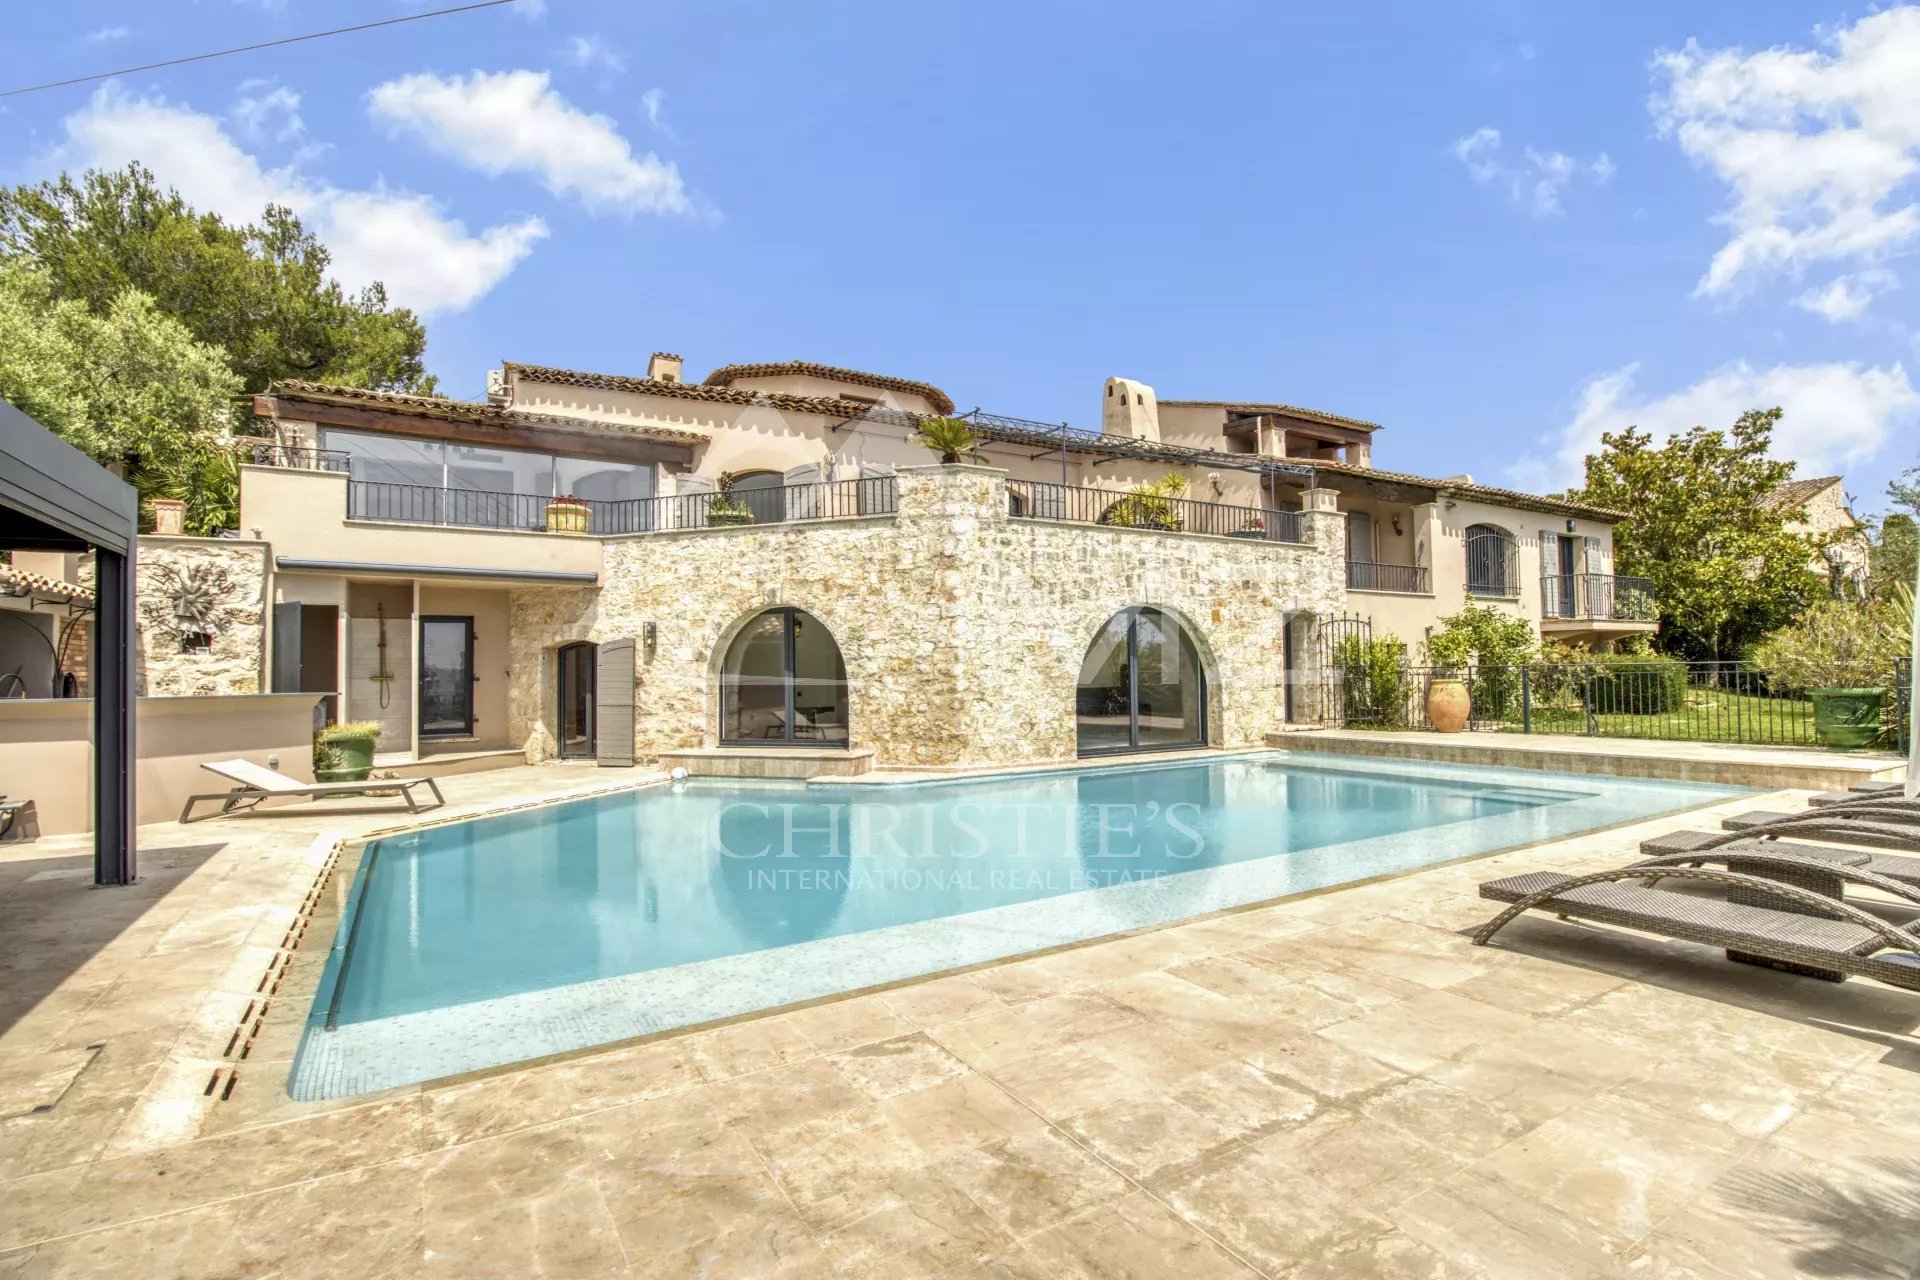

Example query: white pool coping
[288,753,1744,1100]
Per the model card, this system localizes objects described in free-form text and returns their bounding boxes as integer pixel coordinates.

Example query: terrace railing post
[1584,666,1596,737]
[1521,665,1531,734]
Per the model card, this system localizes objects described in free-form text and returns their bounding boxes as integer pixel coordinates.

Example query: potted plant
[316,721,382,782]
[911,416,979,464]
[1752,598,1899,749]
[1419,628,1472,733]
[1102,475,1187,531]
[707,472,754,526]
[1230,514,1267,540]
[545,494,590,534]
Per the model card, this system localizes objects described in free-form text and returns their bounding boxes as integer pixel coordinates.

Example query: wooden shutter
[783,463,823,519]
[858,460,896,515]
[1346,512,1373,564]
[671,473,715,529]
[271,602,303,692]
[594,639,636,767]
[1583,535,1604,574]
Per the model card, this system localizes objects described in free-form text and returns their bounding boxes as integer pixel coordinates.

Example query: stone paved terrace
[0,765,1916,1278]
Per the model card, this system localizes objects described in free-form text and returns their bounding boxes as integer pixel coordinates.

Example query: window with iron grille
[1464,525,1517,597]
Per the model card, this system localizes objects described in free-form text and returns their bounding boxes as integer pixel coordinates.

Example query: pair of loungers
[1476,781,1920,992]
[179,759,446,823]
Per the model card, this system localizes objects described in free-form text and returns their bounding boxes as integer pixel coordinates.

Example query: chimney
[1102,377,1160,442]
[647,352,684,384]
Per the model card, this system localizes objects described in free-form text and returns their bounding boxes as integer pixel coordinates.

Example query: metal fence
[1008,480,1305,543]
[346,477,897,534]
[1345,561,1430,593]
[1323,657,1910,749]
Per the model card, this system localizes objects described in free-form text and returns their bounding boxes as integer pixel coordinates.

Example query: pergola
[0,402,139,884]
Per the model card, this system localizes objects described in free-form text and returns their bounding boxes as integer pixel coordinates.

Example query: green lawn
[1494,688,1818,745]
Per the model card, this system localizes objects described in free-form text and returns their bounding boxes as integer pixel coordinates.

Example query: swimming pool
[290,751,1741,1098]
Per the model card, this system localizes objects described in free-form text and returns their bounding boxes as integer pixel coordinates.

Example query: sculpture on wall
[157,561,234,653]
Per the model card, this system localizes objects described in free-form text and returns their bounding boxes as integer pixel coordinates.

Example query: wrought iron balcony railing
[1007,480,1305,543]
[1540,573,1658,622]
[1345,560,1430,593]
[345,477,897,534]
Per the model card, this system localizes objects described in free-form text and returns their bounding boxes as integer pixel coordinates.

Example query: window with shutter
[594,640,636,767]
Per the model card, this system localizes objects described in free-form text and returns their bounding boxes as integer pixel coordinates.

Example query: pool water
[291,752,1739,1098]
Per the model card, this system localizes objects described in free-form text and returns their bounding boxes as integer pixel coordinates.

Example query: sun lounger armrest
[1627,850,1920,908]
[1472,865,1920,953]
[1662,811,1919,854]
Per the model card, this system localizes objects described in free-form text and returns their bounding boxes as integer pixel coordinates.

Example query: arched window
[1465,525,1516,597]
[719,609,848,745]
[1076,607,1206,754]
[727,469,785,524]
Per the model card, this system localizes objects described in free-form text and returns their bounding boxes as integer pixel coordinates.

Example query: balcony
[1008,480,1305,543]
[1345,560,1429,594]
[1541,573,1658,623]
[344,478,897,535]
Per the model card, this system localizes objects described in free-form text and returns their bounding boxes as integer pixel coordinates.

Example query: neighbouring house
[1761,475,1871,598]
[106,353,1653,774]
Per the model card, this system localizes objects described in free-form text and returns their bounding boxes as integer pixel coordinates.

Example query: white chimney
[647,352,684,384]
[485,367,509,405]
[1102,377,1160,442]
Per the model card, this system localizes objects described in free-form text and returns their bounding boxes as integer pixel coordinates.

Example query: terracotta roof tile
[1159,400,1382,433]
[501,362,893,417]
[1759,476,1842,512]
[0,563,92,606]
[266,380,710,444]
[702,361,955,415]
[1307,458,1626,521]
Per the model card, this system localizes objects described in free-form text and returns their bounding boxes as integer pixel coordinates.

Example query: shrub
[1581,654,1689,715]
[1331,634,1410,727]
[1751,598,1901,692]
[1422,604,1536,721]
[1102,475,1188,531]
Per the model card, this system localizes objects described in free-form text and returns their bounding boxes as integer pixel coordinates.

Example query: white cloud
[84,25,130,43]
[561,34,625,78]
[1451,127,1612,216]
[232,81,304,143]
[640,88,672,137]
[511,0,547,18]
[1653,9,1920,304]
[368,70,688,215]
[1794,270,1895,323]
[1510,360,1920,491]
[58,85,545,316]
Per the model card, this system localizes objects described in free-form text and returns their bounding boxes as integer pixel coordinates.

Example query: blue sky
[4,1,1919,512]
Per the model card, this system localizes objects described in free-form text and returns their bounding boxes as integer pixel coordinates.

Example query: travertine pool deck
[1,764,1916,1278]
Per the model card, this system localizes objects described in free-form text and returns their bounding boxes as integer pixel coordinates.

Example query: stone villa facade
[95,353,1648,773]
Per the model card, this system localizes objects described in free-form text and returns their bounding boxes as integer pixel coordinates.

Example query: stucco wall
[133,537,269,697]
[507,466,1344,768]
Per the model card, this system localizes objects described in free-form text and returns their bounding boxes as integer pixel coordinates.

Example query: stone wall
[508,466,1345,767]
[133,537,269,697]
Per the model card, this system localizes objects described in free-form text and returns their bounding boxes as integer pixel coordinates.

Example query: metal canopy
[0,402,140,885]
[827,405,1321,483]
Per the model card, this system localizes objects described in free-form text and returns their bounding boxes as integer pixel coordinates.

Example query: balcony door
[419,616,475,737]
[1549,534,1577,618]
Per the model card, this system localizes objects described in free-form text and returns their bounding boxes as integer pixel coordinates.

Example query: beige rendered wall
[238,467,604,580]
[507,466,1346,768]
[0,693,320,835]
[417,586,513,747]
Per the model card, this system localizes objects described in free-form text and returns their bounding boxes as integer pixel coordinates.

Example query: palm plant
[1103,474,1188,531]
[911,416,979,464]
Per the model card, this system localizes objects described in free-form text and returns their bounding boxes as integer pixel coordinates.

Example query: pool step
[657,746,875,780]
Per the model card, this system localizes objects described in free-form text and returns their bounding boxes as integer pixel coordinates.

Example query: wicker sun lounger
[1640,830,1920,887]
[1714,809,1920,852]
[179,759,446,823]
[1474,865,1920,990]
[1810,781,1911,807]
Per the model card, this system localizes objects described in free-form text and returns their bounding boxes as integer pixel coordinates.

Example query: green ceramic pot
[317,733,376,782]
[1809,687,1884,750]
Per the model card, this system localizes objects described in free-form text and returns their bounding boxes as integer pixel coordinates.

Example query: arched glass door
[1076,607,1206,754]
[719,609,849,745]
[556,642,596,759]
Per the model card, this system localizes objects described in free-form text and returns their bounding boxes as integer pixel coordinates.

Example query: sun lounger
[179,759,446,823]
[1810,781,1910,806]
[1474,865,1920,991]
[1631,839,1920,892]
[1714,809,1920,851]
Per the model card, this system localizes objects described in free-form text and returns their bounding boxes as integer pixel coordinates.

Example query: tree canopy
[0,164,433,396]
[1565,408,1825,660]
[0,260,241,534]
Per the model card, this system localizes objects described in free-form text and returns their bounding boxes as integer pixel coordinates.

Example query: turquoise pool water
[291,752,1739,1098]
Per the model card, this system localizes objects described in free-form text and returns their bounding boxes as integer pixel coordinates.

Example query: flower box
[545,497,590,534]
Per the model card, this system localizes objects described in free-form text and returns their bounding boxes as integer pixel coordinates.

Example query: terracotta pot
[1426,676,1471,733]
